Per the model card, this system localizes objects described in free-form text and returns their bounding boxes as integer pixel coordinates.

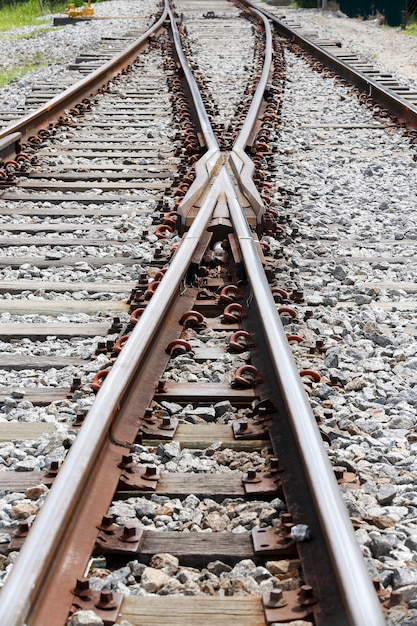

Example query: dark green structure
[338,0,407,26]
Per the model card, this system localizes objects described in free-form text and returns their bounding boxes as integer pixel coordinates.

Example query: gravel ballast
[0,4,417,625]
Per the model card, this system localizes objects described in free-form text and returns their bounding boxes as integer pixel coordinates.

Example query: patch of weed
[0,0,68,31]
[0,51,48,88]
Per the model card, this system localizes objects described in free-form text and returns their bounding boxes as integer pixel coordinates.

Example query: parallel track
[250,1,417,130]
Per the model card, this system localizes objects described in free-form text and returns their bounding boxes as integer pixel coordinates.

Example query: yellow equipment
[65,0,94,18]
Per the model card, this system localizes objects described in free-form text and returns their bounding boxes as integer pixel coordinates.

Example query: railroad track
[0,0,160,130]
[0,1,416,624]
[250,2,417,129]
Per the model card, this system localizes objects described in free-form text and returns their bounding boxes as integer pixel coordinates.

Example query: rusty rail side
[222,165,386,626]
[168,2,222,222]
[228,3,269,221]
[0,3,387,625]
[0,173,227,626]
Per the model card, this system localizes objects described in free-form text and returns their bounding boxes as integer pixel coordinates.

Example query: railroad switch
[70,579,123,626]
[262,586,317,624]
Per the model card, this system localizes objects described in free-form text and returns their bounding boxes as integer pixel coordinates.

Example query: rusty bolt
[388,590,403,608]
[280,513,294,529]
[15,521,30,537]
[298,585,316,606]
[70,377,82,392]
[95,341,107,355]
[247,469,257,480]
[97,515,116,533]
[137,272,148,285]
[108,317,122,334]
[118,454,135,470]
[270,458,280,470]
[144,465,157,478]
[72,578,91,598]
[333,466,346,480]
[264,589,288,608]
[48,460,60,476]
[291,289,304,303]
[121,526,139,543]
[95,589,118,610]
[257,406,268,419]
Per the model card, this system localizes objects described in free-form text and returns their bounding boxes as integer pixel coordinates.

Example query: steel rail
[0,7,167,159]
[245,0,417,130]
[168,4,218,158]
[222,165,386,625]
[232,7,271,154]
[0,164,230,626]
[229,3,269,220]
[0,4,387,625]
[167,1,222,220]
[177,0,270,222]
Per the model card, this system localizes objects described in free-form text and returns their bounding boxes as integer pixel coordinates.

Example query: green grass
[0,0,105,88]
[0,0,71,32]
[405,23,417,37]
[0,25,57,39]
[0,51,48,88]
